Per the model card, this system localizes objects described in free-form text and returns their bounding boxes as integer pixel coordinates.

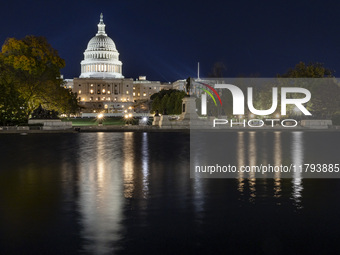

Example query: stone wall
[301,120,332,129]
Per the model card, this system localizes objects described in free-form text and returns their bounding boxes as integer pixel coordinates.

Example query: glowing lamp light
[97,113,104,119]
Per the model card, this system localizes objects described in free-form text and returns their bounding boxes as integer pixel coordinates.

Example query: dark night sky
[1,0,339,82]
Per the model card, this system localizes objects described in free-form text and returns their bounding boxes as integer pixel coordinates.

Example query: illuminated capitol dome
[72,13,174,113]
[80,13,123,78]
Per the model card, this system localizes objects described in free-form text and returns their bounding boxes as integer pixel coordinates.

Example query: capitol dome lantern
[80,13,123,78]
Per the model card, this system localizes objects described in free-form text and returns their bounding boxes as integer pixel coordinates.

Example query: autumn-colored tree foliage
[0,35,78,125]
[0,63,27,125]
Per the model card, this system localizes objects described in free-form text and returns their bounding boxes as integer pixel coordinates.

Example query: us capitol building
[66,14,186,113]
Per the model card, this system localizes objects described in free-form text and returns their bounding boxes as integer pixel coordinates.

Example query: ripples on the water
[0,132,339,254]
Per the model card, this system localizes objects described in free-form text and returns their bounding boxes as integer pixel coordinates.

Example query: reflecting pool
[0,132,339,254]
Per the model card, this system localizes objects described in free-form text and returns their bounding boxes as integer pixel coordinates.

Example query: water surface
[0,132,339,254]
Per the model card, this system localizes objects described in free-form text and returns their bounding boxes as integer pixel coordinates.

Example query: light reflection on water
[64,132,311,253]
[291,132,304,209]
[237,132,245,193]
[248,131,257,202]
[234,131,304,207]
[77,133,124,254]
[141,132,150,199]
[1,131,339,254]
[123,132,135,199]
[192,138,205,215]
[273,131,282,200]
[75,131,308,254]
[76,132,158,254]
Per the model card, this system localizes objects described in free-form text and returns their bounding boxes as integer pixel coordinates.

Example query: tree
[151,89,186,114]
[0,62,27,125]
[278,62,340,118]
[278,61,334,78]
[0,35,78,121]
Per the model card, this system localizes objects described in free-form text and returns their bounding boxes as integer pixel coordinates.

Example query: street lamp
[97,113,104,126]
[275,113,280,119]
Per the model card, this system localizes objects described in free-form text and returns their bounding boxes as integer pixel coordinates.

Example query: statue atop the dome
[97,13,106,36]
[99,13,104,25]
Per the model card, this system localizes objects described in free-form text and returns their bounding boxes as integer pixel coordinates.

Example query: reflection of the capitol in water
[75,131,305,254]
[77,133,122,254]
[1,130,339,254]
[77,132,151,254]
